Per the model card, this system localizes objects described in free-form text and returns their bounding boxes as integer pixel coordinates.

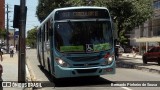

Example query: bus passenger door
[44,23,50,70]
[37,30,42,65]
[40,26,45,68]
[49,21,55,74]
[38,28,43,66]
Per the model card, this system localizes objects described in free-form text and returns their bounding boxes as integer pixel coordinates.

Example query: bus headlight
[102,55,114,65]
[55,58,70,67]
[108,56,114,65]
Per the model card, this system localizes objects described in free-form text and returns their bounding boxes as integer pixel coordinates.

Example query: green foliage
[102,0,152,44]
[36,0,153,44]
[26,28,37,48]
[36,0,71,22]
[106,0,152,38]
[36,0,99,22]
[119,30,128,45]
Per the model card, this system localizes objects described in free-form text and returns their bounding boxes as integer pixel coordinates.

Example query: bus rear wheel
[48,59,51,74]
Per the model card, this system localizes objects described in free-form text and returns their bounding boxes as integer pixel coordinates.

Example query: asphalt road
[26,49,160,90]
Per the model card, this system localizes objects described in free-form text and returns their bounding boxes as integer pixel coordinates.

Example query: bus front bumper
[54,63,116,78]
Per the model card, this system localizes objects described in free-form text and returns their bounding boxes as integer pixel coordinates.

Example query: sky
[5,0,40,32]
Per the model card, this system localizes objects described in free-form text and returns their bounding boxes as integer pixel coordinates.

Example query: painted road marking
[121,87,132,90]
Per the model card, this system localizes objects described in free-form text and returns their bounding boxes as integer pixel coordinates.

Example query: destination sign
[55,9,109,20]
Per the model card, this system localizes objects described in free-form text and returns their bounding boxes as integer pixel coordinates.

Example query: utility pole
[18,0,27,82]
[6,4,9,53]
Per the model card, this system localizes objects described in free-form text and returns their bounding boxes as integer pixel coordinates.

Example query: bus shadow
[38,65,114,87]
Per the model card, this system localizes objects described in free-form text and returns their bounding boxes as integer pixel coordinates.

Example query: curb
[26,65,31,81]
[25,65,33,90]
[116,61,160,75]
[135,66,160,74]
[26,60,37,82]
[25,59,37,90]
[26,57,45,90]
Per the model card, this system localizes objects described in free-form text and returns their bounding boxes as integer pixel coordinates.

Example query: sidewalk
[1,53,18,81]
[0,53,30,90]
[117,53,160,75]
[120,53,142,59]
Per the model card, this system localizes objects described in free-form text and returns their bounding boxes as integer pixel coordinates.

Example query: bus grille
[76,69,97,73]
[73,63,99,67]
[67,56,102,62]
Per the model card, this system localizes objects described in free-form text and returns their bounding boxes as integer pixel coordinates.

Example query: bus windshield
[55,21,113,53]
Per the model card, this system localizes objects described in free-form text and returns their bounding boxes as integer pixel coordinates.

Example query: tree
[96,0,152,44]
[36,0,71,22]
[26,28,37,48]
[36,0,153,44]
[36,0,95,22]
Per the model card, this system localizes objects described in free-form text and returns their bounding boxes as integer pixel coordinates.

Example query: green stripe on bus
[60,46,84,52]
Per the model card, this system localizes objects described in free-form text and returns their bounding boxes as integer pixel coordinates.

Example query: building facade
[0,0,5,29]
[131,0,160,54]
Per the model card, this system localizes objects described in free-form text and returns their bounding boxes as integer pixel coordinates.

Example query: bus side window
[43,25,46,41]
[49,23,53,36]
[44,23,48,42]
[39,28,42,42]
[46,22,49,41]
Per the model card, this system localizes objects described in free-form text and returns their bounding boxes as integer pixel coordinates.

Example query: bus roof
[54,6,109,11]
[37,6,109,29]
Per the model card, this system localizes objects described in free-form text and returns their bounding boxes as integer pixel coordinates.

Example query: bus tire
[48,59,51,74]
[38,54,44,69]
[37,53,42,66]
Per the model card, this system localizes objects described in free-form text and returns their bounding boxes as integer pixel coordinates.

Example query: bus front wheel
[48,59,51,74]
